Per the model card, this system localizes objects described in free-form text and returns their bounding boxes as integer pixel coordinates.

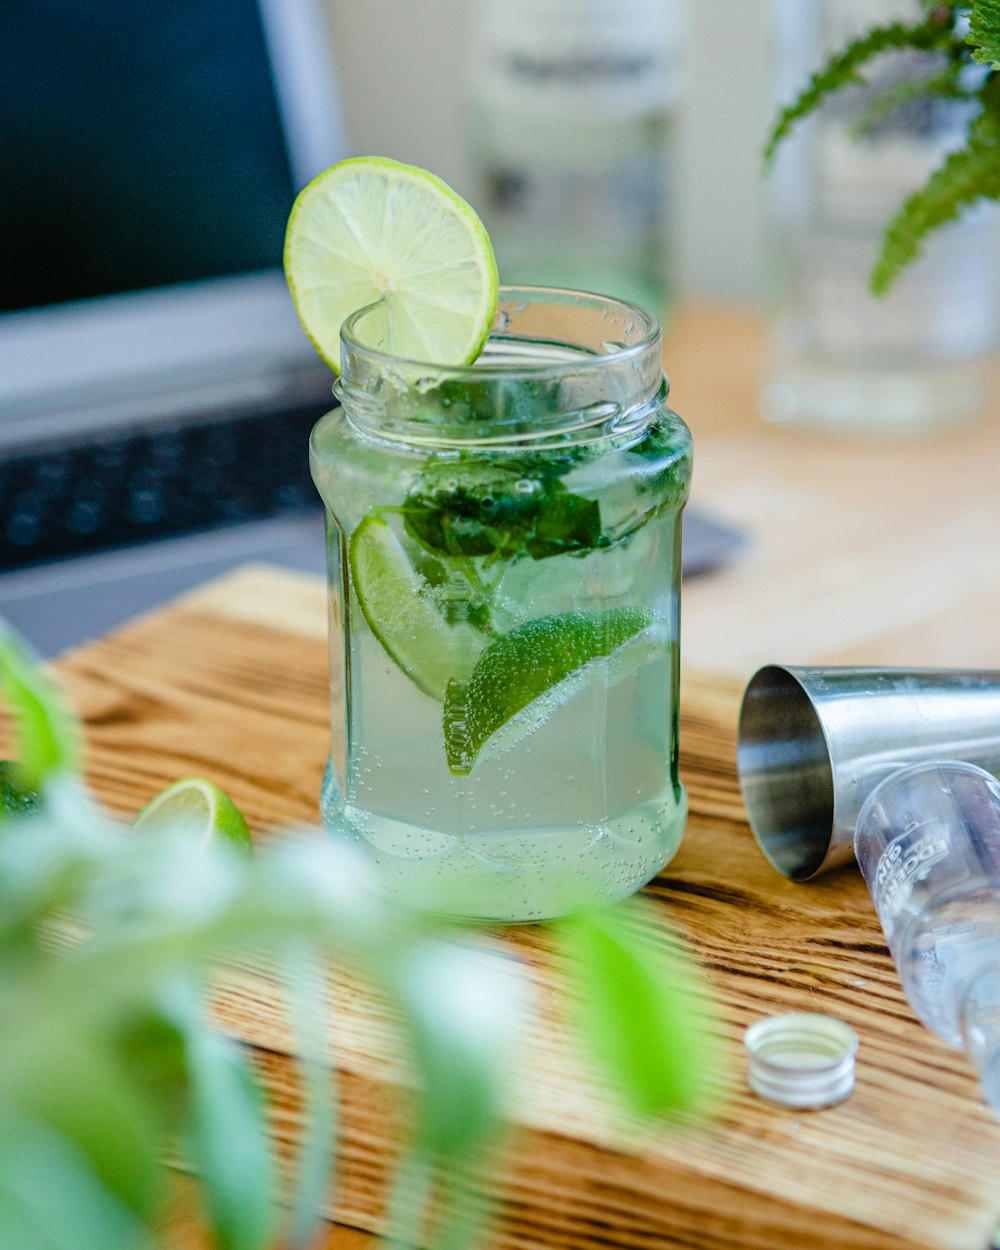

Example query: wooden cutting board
[48,564,1000,1250]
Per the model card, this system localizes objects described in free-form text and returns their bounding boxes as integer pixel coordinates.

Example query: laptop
[0,0,743,657]
[0,0,346,653]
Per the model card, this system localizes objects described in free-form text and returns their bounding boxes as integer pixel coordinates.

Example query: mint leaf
[0,761,41,820]
[970,0,1000,68]
[524,488,601,559]
[412,375,544,428]
[11,1033,164,1218]
[555,903,721,1118]
[182,1026,276,1250]
[402,459,600,562]
[630,415,693,504]
[0,1114,144,1250]
[284,947,336,1250]
[381,943,520,1250]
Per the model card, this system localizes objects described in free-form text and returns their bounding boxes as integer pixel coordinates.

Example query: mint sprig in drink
[288,160,691,922]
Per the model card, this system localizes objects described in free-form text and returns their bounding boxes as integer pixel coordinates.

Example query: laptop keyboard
[0,398,330,570]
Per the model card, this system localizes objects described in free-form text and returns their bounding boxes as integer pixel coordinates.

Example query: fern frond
[969,0,1000,68]
[764,11,957,166]
[871,77,1000,292]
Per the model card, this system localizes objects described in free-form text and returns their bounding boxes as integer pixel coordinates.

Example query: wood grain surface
[46,563,1000,1250]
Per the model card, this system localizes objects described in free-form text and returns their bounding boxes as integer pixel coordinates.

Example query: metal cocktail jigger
[736,665,1000,881]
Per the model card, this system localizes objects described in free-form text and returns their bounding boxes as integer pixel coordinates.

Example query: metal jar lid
[744,1012,859,1109]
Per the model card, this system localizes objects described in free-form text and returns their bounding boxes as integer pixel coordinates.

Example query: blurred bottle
[466,0,682,318]
[761,0,1000,436]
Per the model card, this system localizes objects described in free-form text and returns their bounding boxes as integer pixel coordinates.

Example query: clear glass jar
[310,287,692,922]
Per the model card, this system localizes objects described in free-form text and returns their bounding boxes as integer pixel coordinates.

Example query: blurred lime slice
[444,608,656,775]
[133,777,252,852]
[0,623,81,789]
[349,515,486,702]
[283,156,499,371]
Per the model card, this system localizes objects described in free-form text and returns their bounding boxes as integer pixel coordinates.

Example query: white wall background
[322,0,777,304]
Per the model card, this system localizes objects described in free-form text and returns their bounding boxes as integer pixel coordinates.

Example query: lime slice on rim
[443,608,657,776]
[349,515,486,702]
[133,777,252,852]
[284,156,499,371]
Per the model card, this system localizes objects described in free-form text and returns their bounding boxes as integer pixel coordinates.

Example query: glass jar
[310,287,692,922]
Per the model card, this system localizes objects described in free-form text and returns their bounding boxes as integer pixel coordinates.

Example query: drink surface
[311,335,691,921]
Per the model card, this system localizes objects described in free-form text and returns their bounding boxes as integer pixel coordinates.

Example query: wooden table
[41,306,1000,1249]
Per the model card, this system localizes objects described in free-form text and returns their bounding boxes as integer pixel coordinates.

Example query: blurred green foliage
[0,619,722,1250]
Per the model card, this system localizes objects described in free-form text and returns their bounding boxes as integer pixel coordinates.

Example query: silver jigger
[736,665,1000,881]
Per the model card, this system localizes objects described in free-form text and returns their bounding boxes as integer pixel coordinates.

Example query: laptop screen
[2,1,298,315]
[0,0,344,436]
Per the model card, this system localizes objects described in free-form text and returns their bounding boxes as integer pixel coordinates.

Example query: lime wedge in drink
[349,515,487,702]
[133,777,252,852]
[443,608,657,775]
[284,156,499,371]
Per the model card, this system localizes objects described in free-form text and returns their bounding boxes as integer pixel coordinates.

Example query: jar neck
[333,286,667,451]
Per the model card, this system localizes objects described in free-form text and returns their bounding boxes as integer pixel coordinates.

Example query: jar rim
[334,284,671,451]
[339,284,662,378]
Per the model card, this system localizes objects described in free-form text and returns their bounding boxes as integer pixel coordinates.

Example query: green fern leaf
[969,0,1000,68]
[872,77,1000,292]
[764,11,956,165]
